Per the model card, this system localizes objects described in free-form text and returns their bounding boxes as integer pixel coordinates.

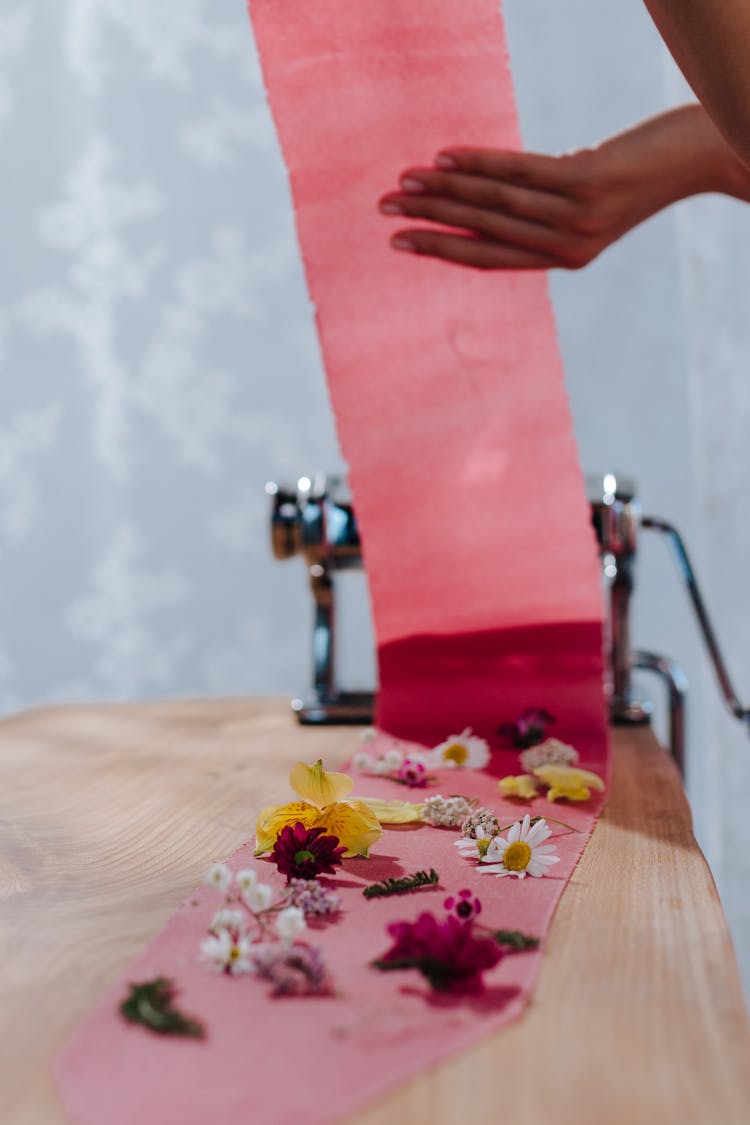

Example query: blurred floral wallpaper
[0,0,347,713]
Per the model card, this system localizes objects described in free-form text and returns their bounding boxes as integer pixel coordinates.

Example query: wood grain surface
[1,698,748,1125]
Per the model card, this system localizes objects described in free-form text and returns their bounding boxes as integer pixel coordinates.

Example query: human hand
[378,106,750,271]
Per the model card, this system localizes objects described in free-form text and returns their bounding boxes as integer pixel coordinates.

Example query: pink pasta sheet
[247,0,605,746]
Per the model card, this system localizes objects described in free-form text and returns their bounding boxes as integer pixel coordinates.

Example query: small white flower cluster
[200,863,308,978]
[520,738,579,772]
[353,745,406,776]
[355,725,491,780]
[421,794,476,828]
[460,807,502,840]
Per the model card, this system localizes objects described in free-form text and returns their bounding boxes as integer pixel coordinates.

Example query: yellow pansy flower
[498,774,540,801]
[533,764,605,803]
[254,760,422,859]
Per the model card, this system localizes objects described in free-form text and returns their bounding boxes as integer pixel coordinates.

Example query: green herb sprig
[120,977,205,1039]
[492,929,540,951]
[363,869,440,899]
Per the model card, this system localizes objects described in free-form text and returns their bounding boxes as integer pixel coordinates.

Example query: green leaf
[120,977,205,1039]
[363,869,440,898]
[493,929,540,951]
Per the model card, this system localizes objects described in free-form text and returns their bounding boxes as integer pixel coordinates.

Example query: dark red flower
[498,708,555,749]
[270,822,346,881]
[373,911,503,993]
[444,889,482,923]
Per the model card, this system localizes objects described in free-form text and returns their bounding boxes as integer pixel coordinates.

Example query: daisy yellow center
[442,742,468,765]
[503,841,532,872]
[477,837,492,858]
[229,945,241,961]
[294,849,316,865]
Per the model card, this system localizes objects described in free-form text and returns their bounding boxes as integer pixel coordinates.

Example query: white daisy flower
[478,814,560,879]
[360,727,378,744]
[200,928,253,975]
[454,834,494,859]
[204,862,232,892]
[235,868,258,894]
[275,905,306,945]
[353,751,374,773]
[429,727,490,770]
[383,748,404,770]
[210,908,245,932]
[372,757,391,775]
[243,882,273,913]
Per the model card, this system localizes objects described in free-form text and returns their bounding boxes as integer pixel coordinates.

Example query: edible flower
[270,822,346,881]
[429,727,490,770]
[275,905,307,946]
[533,764,605,802]
[204,863,232,892]
[478,814,559,879]
[444,889,482,923]
[498,774,540,801]
[251,943,333,996]
[373,911,503,993]
[420,794,476,828]
[520,737,579,772]
[255,760,420,858]
[498,708,555,749]
[200,928,254,975]
[288,878,342,917]
[397,759,429,787]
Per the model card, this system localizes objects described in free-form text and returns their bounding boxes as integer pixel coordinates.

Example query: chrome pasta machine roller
[266,471,750,772]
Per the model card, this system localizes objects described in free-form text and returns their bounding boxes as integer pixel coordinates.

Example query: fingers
[434,146,595,196]
[384,166,577,226]
[379,188,571,255]
[388,229,570,271]
[377,145,606,270]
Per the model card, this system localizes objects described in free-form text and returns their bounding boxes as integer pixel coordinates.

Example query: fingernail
[400,177,425,192]
[379,200,403,214]
[435,153,457,169]
[391,235,415,252]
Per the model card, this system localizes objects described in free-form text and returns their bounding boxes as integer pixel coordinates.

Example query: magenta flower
[397,759,429,788]
[373,911,503,993]
[444,889,482,923]
[270,822,346,881]
[498,708,556,750]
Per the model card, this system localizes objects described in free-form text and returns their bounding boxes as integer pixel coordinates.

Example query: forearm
[643,1,750,169]
[593,103,750,230]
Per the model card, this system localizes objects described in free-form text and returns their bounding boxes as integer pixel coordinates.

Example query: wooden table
[1,698,749,1125]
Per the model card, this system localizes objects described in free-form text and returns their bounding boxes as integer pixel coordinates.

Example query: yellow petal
[289,759,354,808]
[318,800,382,858]
[498,774,539,800]
[534,764,605,803]
[254,800,319,855]
[547,784,591,803]
[359,797,425,824]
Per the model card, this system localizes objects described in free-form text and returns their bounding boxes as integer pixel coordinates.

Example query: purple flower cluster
[251,944,332,997]
[288,878,343,917]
